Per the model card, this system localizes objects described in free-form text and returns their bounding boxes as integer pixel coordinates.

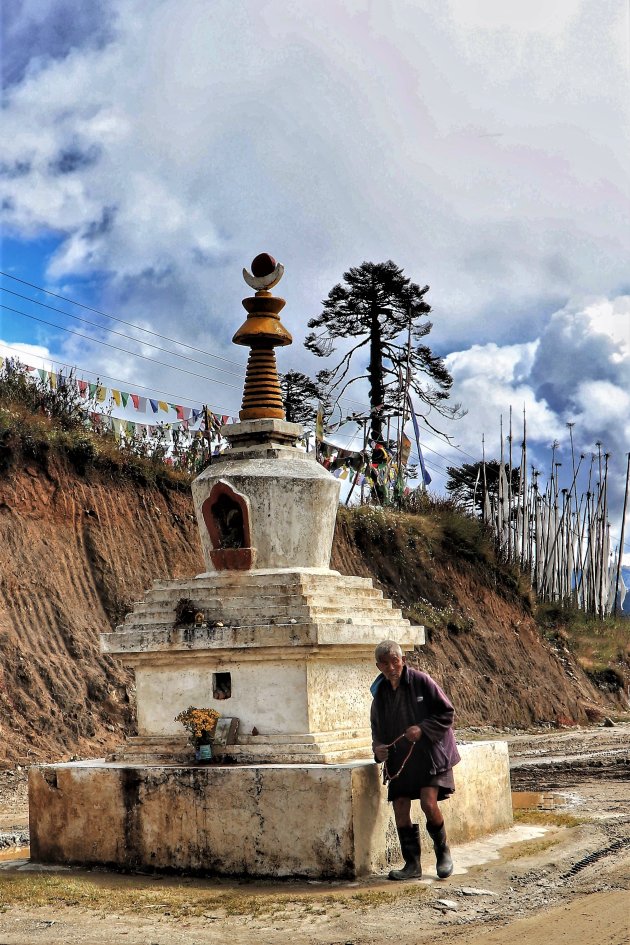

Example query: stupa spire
[232,253,292,421]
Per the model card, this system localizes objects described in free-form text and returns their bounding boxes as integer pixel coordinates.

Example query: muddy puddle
[512,790,581,811]
[0,845,29,861]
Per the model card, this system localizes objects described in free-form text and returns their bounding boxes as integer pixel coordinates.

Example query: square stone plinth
[28,742,512,878]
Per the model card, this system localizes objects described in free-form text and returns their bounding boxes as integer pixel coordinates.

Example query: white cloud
[448,0,579,35]
[0,339,54,367]
[1,0,629,356]
[444,342,565,458]
[573,380,630,427]
[444,294,630,526]
[1,0,629,534]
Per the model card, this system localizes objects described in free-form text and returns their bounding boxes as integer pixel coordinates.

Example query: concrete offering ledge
[29,743,512,879]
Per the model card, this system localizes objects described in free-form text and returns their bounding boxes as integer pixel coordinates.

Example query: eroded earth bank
[1,452,627,766]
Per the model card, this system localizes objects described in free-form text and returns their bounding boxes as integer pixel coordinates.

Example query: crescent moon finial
[243,253,284,291]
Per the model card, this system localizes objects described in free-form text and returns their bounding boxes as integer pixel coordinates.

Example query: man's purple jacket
[370,664,461,775]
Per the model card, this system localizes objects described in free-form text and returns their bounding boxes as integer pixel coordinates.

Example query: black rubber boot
[427,822,453,878]
[388,825,422,881]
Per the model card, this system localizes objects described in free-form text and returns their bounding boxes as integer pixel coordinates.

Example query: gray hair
[375,640,403,662]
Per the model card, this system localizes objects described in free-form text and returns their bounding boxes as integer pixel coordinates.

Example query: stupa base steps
[103,568,419,660]
[114,569,408,640]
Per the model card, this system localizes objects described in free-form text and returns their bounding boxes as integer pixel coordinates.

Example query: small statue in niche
[213,674,232,700]
[211,493,245,549]
[202,481,255,571]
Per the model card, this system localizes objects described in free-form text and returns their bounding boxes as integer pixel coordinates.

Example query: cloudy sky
[1,0,629,547]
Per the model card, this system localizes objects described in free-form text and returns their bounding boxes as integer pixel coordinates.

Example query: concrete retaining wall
[28,741,512,878]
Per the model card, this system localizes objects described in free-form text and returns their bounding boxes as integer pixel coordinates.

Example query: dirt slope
[0,452,202,765]
[0,451,622,765]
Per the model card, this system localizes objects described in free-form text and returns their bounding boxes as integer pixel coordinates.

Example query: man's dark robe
[370,665,461,801]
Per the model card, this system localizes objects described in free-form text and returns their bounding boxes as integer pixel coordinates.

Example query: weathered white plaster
[136,659,309,736]
[29,742,512,878]
[102,567,423,761]
[191,447,340,572]
[306,660,378,732]
[134,655,389,750]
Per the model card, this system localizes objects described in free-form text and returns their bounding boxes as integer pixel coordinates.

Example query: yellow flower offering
[175,706,220,745]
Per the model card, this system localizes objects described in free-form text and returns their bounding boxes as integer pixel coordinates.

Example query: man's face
[376,651,404,685]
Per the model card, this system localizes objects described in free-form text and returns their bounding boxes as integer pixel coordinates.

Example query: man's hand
[374,744,389,762]
[404,725,422,743]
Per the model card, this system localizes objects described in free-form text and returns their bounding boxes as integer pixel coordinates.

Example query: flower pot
[195,743,212,762]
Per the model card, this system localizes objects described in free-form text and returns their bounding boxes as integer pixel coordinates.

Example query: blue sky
[1,0,629,555]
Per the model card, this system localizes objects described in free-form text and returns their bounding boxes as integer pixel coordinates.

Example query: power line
[12,273,605,479]
[0,286,245,382]
[0,342,240,417]
[0,270,246,370]
[1,272,473,464]
[1,302,246,391]
[6,342,447,469]
[0,272,477,459]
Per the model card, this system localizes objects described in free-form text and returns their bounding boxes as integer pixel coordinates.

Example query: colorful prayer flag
[408,393,432,486]
[400,432,412,466]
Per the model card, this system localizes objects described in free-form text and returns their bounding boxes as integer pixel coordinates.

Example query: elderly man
[370,640,460,881]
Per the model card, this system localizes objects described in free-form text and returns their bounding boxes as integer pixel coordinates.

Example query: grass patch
[0,873,428,919]
[0,358,205,487]
[502,835,560,860]
[536,603,630,690]
[513,810,588,828]
[0,874,277,918]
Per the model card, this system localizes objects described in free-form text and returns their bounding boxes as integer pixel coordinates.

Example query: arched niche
[201,481,255,571]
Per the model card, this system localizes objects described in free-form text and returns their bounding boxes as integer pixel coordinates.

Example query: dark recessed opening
[213,672,231,700]
[211,494,245,549]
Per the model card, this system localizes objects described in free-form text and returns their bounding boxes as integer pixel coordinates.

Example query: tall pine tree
[305,260,460,442]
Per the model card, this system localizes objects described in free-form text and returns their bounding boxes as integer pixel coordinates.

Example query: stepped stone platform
[102,568,424,764]
[106,568,418,647]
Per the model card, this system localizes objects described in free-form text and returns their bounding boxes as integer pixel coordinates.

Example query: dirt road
[0,725,628,945]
